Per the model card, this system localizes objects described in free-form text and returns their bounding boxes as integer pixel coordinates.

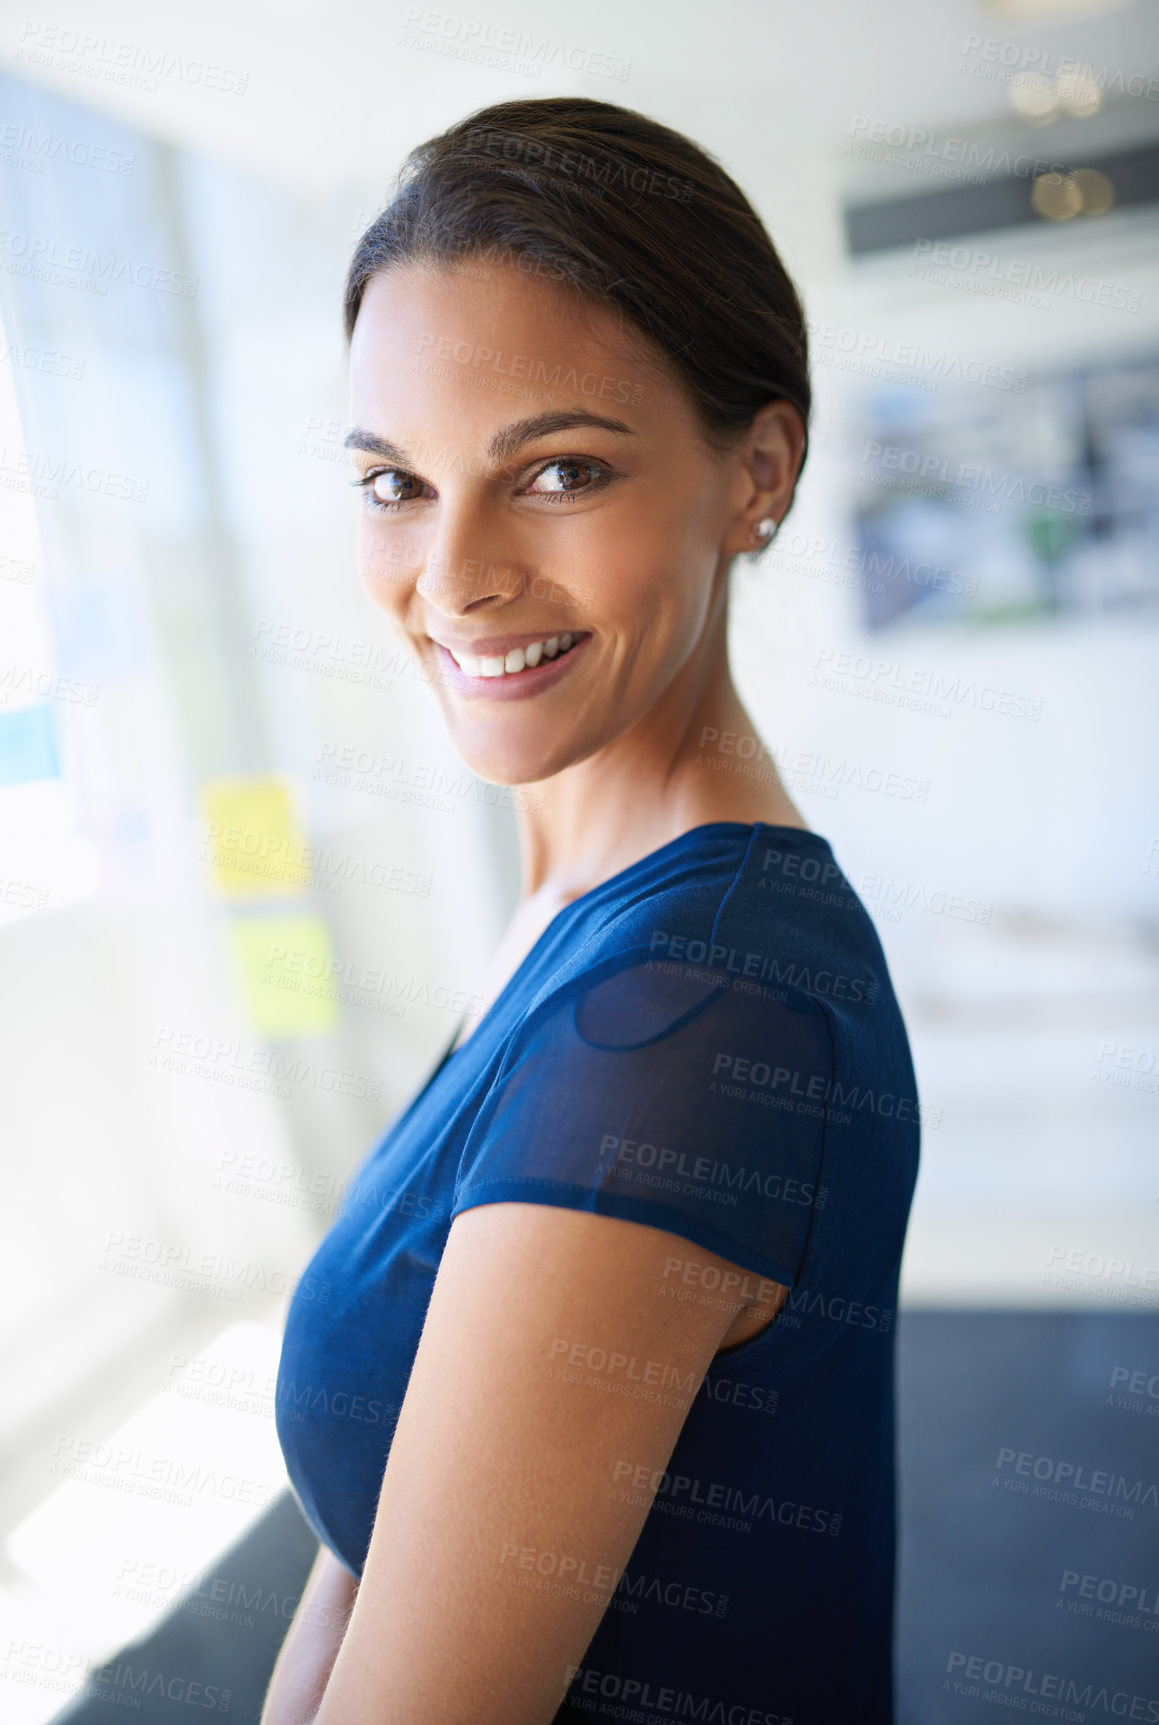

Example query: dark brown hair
[344,96,810,481]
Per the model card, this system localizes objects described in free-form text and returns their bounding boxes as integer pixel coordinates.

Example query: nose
[416,500,528,617]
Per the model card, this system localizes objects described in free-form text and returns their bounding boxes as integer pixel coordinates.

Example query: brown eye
[370,469,424,505]
[524,455,613,503]
[527,458,596,493]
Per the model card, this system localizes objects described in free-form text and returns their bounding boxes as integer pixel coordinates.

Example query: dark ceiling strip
[844,139,1159,256]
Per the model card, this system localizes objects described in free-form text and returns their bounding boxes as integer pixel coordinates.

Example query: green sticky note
[230,914,339,1039]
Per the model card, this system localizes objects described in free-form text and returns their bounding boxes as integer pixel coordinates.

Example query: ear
[720,399,807,558]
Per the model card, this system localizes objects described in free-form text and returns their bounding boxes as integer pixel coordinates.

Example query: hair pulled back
[345,96,810,482]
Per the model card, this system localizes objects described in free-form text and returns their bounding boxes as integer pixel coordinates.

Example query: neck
[512,598,805,905]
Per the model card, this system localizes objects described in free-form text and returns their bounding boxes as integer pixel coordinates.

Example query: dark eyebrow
[486,410,635,466]
[343,409,635,469]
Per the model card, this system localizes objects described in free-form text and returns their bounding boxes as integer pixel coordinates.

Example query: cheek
[595,474,719,598]
[595,526,714,654]
[358,520,416,611]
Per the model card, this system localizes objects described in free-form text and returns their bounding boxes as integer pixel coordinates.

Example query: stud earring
[754,517,776,543]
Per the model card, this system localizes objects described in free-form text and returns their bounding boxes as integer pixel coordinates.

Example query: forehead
[347,258,674,438]
[352,258,626,368]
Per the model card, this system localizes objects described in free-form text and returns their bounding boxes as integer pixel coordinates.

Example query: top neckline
[430,820,831,1083]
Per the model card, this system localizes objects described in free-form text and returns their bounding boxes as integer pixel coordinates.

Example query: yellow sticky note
[230,914,339,1039]
[202,776,311,899]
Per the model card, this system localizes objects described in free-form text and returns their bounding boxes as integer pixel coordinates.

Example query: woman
[264,97,920,1725]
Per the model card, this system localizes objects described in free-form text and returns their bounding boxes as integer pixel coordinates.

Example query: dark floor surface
[51,1311,1159,1723]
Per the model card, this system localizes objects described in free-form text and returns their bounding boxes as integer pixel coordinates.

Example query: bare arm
[260,1541,357,1725]
[293,1201,785,1725]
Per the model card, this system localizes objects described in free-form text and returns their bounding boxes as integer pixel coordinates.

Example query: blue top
[275,822,920,1723]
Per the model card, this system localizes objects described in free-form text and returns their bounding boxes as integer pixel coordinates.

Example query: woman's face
[347,258,771,787]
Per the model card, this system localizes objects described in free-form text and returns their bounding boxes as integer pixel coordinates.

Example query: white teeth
[448,633,579,677]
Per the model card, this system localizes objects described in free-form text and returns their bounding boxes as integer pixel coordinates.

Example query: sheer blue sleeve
[450,945,833,1287]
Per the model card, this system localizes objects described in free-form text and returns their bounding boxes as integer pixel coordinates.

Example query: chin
[444,724,585,792]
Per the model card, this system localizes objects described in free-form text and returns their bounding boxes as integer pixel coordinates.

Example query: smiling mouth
[445,632,583,679]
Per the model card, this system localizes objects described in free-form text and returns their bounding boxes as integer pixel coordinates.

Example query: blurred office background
[0,0,1156,1719]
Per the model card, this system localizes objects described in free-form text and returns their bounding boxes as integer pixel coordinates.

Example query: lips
[430,631,592,700]
[444,631,581,679]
